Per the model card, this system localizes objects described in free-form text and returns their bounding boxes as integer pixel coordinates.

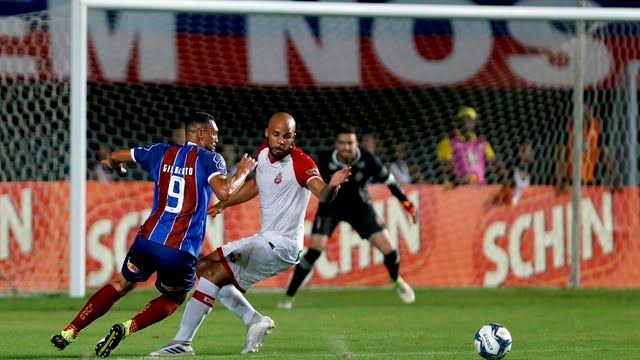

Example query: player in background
[277,124,418,310]
[150,112,351,356]
[51,112,257,358]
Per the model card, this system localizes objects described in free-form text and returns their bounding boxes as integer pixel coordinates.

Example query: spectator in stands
[221,143,237,176]
[554,106,620,193]
[493,141,534,206]
[437,106,506,185]
[92,144,117,182]
[171,125,186,145]
[361,133,378,156]
[390,143,423,184]
[361,133,380,184]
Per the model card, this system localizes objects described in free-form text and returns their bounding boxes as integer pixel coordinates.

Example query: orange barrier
[0,182,638,292]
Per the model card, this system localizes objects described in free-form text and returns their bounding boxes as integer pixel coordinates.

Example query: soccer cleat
[51,328,76,350]
[394,276,416,304]
[95,323,127,358]
[149,341,195,357]
[276,297,294,310]
[240,316,275,354]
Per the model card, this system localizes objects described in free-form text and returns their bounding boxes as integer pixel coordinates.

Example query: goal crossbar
[82,0,640,22]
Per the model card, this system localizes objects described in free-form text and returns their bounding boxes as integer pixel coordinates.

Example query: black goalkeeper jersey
[317,148,390,207]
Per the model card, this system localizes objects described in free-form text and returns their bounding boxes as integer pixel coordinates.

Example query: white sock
[218,285,260,328]
[174,278,220,343]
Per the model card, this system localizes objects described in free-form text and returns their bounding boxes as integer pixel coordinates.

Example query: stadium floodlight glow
[65,0,640,297]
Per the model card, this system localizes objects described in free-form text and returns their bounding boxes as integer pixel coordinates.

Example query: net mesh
[1,4,639,293]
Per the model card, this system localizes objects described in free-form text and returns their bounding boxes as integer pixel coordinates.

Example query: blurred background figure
[92,144,116,182]
[221,143,237,176]
[361,133,378,156]
[437,106,506,186]
[171,125,186,145]
[554,105,620,193]
[361,133,380,184]
[493,141,534,206]
[390,143,423,184]
[511,141,534,205]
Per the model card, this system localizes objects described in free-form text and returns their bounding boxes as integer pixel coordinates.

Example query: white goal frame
[69,0,640,297]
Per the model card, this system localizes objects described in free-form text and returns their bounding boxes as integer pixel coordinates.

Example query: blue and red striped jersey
[131,143,226,257]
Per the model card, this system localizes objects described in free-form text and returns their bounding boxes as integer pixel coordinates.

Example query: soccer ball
[474,323,512,359]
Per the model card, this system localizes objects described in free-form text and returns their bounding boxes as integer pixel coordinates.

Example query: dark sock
[285,248,321,297]
[383,250,399,282]
[130,295,179,334]
[67,283,122,335]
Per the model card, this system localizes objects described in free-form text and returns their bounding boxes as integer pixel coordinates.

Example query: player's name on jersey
[162,164,194,176]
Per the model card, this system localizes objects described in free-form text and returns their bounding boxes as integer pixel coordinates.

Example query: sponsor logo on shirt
[274,172,282,184]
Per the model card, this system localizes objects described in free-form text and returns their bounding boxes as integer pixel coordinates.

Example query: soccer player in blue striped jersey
[51,112,257,358]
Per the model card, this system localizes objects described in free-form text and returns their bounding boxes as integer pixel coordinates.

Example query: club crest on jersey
[274,172,282,184]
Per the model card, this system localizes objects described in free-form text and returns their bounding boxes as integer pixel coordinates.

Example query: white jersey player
[151,112,351,357]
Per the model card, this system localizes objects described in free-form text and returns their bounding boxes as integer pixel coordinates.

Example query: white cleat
[395,276,416,304]
[276,298,293,310]
[241,316,275,354]
[149,341,195,357]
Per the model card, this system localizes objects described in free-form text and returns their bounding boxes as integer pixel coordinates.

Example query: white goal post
[68,0,640,297]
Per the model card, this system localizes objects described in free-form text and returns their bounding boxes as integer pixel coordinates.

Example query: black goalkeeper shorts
[311,202,385,240]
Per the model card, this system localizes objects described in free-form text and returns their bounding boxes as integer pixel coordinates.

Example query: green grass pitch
[1,288,639,359]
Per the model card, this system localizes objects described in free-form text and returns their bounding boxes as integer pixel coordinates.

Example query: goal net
[1,1,639,295]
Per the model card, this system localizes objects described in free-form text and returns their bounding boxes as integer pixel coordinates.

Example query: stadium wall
[0,182,637,292]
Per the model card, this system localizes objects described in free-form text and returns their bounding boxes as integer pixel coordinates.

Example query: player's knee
[309,235,328,252]
[196,251,222,277]
[112,275,136,296]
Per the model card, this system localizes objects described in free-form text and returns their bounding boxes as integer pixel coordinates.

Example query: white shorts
[217,234,295,292]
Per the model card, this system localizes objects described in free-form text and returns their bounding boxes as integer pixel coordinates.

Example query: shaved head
[265,112,297,160]
[267,112,296,131]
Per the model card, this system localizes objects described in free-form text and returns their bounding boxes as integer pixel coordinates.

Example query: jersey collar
[331,148,361,167]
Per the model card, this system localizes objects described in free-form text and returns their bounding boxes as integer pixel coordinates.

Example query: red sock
[66,283,121,334]
[129,295,179,334]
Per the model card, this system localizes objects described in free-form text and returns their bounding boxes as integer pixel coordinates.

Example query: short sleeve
[437,137,453,161]
[131,144,170,174]
[202,152,228,183]
[292,149,321,188]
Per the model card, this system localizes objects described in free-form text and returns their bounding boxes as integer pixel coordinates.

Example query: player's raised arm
[209,154,256,202]
[307,167,351,203]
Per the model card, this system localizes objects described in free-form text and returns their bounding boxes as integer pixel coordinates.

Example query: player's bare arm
[208,178,259,216]
[307,167,351,203]
[101,149,134,175]
[209,154,257,202]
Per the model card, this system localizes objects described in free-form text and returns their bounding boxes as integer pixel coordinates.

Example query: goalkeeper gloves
[401,200,418,224]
